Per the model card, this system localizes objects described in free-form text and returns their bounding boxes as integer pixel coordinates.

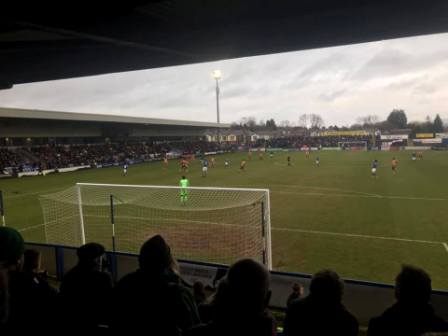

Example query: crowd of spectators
[0,149,29,172]
[0,134,379,175]
[257,135,374,149]
[1,226,447,335]
[0,141,228,174]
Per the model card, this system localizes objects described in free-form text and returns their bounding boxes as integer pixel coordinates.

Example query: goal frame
[337,141,368,151]
[75,182,272,269]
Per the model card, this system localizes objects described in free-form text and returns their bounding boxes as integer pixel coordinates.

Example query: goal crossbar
[76,182,270,193]
[40,183,272,269]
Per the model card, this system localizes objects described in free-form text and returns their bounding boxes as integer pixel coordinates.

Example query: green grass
[2,150,448,288]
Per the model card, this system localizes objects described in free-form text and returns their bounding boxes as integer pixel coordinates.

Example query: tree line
[232,110,445,135]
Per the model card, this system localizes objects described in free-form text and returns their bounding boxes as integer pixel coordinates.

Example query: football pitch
[2,150,448,289]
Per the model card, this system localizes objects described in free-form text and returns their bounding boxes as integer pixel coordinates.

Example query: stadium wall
[25,242,448,326]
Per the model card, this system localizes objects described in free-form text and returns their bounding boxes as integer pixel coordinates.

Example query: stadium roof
[0,107,229,128]
[2,0,448,88]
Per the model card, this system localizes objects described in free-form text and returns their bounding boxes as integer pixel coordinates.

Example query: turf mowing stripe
[4,187,63,199]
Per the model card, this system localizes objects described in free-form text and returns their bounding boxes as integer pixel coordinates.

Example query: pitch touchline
[273,190,448,202]
[249,183,381,197]
[249,183,448,201]
[272,227,444,245]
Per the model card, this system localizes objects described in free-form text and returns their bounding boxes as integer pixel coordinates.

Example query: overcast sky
[1,32,448,126]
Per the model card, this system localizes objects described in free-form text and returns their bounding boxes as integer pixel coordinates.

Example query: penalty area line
[443,243,448,254]
[272,190,448,202]
[272,227,444,246]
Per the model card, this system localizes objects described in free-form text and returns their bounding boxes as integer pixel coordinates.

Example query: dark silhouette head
[139,235,173,273]
[77,242,105,268]
[224,259,270,317]
[193,281,205,295]
[182,175,186,179]
[395,265,431,305]
[23,249,41,273]
[310,270,344,304]
[0,227,24,267]
[292,282,303,294]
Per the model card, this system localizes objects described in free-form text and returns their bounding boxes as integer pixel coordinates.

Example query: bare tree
[280,120,291,128]
[246,117,257,130]
[230,122,240,129]
[357,115,380,127]
[239,117,248,127]
[298,114,310,129]
[310,114,324,129]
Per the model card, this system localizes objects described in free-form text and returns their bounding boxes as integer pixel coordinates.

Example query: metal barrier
[25,242,448,326]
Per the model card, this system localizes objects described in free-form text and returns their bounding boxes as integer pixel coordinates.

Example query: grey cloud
[297,52,349,79]
[318,89,347,102]
[223,84,252,99]
[351,48,411,81]
[386,75,426,90]
[412,82,438,95]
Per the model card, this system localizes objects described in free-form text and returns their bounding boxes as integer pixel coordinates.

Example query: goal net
[338,141,368,151]
[39,183,272,268]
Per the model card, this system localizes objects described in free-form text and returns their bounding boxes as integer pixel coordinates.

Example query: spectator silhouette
[283,269,358,336]
[8,249,58,332]
[368,265,448,336]
[111,235,199,335]
[0,227,24,332]
[193,281,206,306]
[59,242,113,331]
[197,278,228,324]
[287,282,304,307]
[186,259,275,336]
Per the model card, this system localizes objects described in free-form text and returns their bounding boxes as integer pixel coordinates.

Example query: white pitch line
[252,183,448,201]
[272,227,444,245]
[66,214,445,247]
[269,183,381,198]
[443,243,448,253]
[18,223,47,232]
[273,190,448,202]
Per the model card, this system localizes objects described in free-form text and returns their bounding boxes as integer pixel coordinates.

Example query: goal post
[39,183,272,269]
[338,141,368,151]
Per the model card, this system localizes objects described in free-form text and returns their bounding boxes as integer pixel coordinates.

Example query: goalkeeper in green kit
[179,175,190,205]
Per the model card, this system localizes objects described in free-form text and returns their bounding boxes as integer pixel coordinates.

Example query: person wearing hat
[0,227,24,330]
[59,242,113,331]
[111,235,199,335]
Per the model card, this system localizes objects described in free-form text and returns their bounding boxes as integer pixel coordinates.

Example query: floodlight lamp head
[212,69,222,80]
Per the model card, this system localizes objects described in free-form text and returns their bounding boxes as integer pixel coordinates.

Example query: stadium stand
[0,141,228,176]
[256,135,373,150]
